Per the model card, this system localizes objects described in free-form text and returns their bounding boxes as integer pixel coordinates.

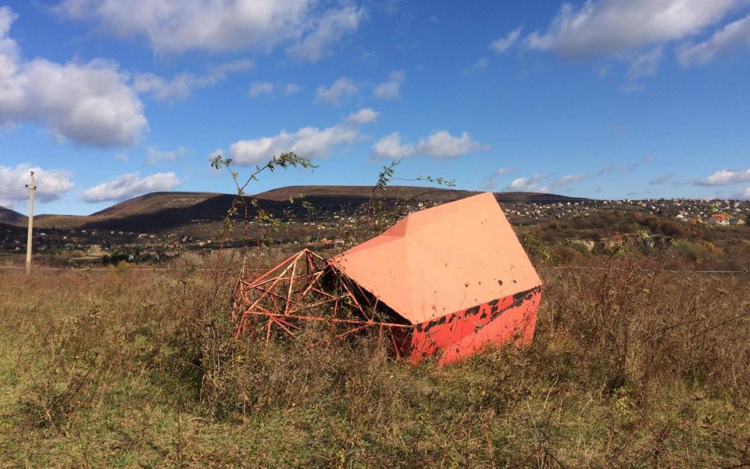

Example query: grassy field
[1,250,749,468]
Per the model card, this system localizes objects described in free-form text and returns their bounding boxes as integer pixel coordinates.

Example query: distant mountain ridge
[0,205,26,225]
[7,186,587,232]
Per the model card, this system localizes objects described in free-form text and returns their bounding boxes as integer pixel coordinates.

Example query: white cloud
[696,169,750,186]
[248,82,274,98]
[490,167,516,178]
[115,153,129,162]
[373,70,405,100]
[649,174,674,185]
[134,59,254,101]
[415,130,489,158]
[230,125,359,165]
[485,167,517,189]
[82,172,181,202]
[286,5,364,62]
[345,107,379,124]
[626,45,664,81]
[0,164,74,206]
[315,77,358,105]
[0,7,18,59]
[490,28,522,53]
[371,133,414,160]
[463,57,489,74]
[525,0,744,57]
[134,72,218,101]
[678,15,750,67]
[209,58,255,75]
[284,83,303,95]
[553,173,586,187]
[371,130,489,159]
[58,0,363,60]
[145,146,187,165]
[503,174,548,192]
[0,7,147,147]
[729,187,750,200]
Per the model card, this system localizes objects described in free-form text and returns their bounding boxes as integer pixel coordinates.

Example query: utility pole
[25,171,36,275]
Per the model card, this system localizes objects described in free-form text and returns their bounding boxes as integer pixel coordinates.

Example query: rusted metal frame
[244,268,321,291]
[306,250,315,272]
[243,260,297,314]
[284,270,326,313]
[238,305,299,340]
[286,297,343,316]
[389,327,402,359]
[343,276,379,309]
[334,324,370,340]
[268,314,297,338]
[331,298,340,337]
[242,285,290,307]
[244,250,305,287]
[285,253,299,315]
[339,281,370,320]
[309,286,345,300]
[249,302,299,330]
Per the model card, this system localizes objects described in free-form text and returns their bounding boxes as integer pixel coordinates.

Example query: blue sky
[0,0,749,215]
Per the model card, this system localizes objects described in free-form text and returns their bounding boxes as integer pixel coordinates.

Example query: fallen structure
[233,192,543,365]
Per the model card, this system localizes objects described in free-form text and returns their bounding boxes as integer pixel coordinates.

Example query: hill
[19,186,586,233]
[255,185,587,205]
[0,206,26,225]
[91,191,221,218]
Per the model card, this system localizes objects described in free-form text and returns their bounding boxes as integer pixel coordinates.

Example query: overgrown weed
[1,250,748,467]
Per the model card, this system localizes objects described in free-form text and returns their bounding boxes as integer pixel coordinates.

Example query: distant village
[1,197,748,264]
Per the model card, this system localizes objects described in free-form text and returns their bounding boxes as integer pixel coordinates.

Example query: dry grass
[1,251,749,468]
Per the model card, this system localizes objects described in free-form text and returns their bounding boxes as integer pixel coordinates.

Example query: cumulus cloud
[0,7,147,147]
[371,133,413,160]
[315,77,358,105]
[226,106,381,166]
[286,5,364,62]
[485,167,517,189]
[598,155,655,174]
[57,0,363,60]
[209,58,255,75]
[696,169,750,186]
[229,126,359,165]
[0,164,74,206]
[248,82,274,98]
[373,70,405,100]
[729,187,750,200]
[371,130,489,159]
[81,172,181,202]
[145,146,187,165]
[134,72,217,101]
[245,82,304,99]
[553,173,586,187]
[345,108,379,124]
[490,28,522,53]
[622,45,664,90]
[678,15,750,67]
[526,0,744,58]
[490,167,517,178]
[649,173,674,185]
[284,83,303,95]
[463,57,490,74]
[503,174,549,192]
[134,58,254,101]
